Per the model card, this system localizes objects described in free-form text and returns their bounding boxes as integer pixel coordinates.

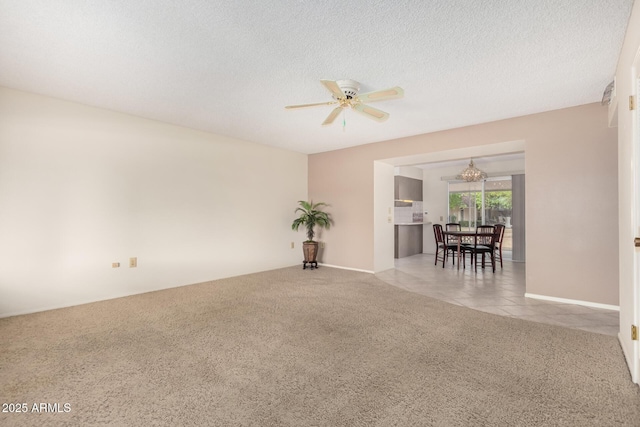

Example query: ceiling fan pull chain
[342,109,346,132]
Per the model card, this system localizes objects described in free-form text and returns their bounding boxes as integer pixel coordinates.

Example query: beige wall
[0,87,308,317]
[309,103,619,306]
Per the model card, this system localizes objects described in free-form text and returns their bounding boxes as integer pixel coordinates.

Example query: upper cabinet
[394,176,423,201]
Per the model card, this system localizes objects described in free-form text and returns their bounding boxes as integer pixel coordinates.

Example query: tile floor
[375,253,620,336]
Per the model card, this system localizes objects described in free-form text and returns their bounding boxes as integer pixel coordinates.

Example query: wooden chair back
[493,224,505,247]
[433,223,449,267]
[493,224,506,268]
[445,223,461,244]
[433,223,445,245]
[475,225,495,246]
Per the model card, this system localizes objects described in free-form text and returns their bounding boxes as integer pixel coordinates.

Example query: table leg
[457,239,461,270]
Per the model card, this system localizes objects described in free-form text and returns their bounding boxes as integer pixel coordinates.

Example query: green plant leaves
[291,200,332,242]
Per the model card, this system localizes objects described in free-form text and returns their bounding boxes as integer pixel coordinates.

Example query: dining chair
[445,223,460,244]
[445,222,461,232]
[493,224,506,268]
[433,224,446,267]
[469,225,496,272]
[445,223,462,265]
[446,222,474,267]
[433,224,458,268]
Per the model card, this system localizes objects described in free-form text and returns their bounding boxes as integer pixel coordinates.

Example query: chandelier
[456,159,487,182]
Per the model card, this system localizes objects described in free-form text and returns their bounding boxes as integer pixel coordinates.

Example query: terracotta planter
[302,241,319,269]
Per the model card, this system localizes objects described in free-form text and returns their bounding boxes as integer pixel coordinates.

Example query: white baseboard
[318,264,374,274]
[524,293,619,311]
[0,290,151,319]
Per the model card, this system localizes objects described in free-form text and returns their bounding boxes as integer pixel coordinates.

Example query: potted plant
[291,200,332,269]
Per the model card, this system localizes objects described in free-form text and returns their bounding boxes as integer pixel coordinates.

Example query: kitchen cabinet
[394,224,423,258]
[394,176,423,201]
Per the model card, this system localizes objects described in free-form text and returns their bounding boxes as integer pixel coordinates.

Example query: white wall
[0,87,308,317]
[374,161,395,272]
[394,166,423,180]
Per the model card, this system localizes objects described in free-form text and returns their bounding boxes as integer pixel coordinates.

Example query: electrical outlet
[321,242,325,249]
[290,242,294,249]
[129,257,137,268]
[388,216,392,223]
[112,262,120,268]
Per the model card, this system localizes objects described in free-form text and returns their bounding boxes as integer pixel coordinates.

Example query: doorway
[448,176,515,257]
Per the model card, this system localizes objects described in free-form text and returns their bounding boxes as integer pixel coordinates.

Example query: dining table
[442,230,494,270]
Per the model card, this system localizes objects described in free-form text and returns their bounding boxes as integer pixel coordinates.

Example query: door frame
[632,61,640,383]
[619,48,640,384]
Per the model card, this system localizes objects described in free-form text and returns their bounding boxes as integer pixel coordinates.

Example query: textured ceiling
[0,0,634,154]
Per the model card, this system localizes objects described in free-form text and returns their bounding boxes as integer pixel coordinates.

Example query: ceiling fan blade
[352,103,389,122]
[320,80,345,98]
[285,101,337,109]
[357,86,404,103]
[322,107,343,126]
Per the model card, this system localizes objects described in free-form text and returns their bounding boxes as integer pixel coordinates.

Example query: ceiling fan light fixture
[332,79,360,100]
[285,79,403,126]
[456,159,487,182]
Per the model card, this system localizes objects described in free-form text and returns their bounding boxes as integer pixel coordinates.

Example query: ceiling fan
[285,79,404,126]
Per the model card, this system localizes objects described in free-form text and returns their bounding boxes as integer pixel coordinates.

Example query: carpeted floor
[1,266,639,426]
